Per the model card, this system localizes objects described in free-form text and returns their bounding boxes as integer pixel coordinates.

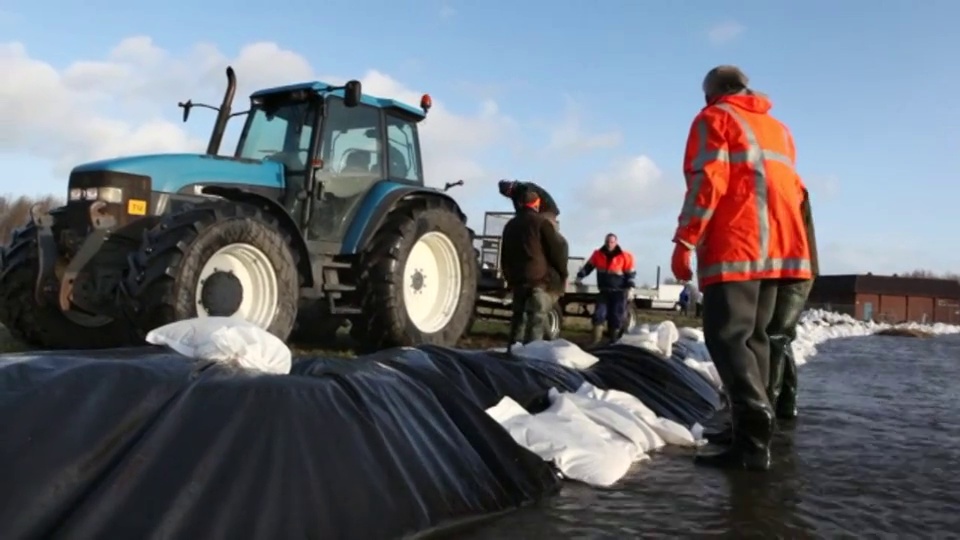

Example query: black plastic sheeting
[0,343,720,540]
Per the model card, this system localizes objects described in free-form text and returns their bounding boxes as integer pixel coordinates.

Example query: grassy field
[0,310,702,358]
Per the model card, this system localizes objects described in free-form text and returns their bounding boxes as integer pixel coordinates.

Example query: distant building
[808,274,960,324]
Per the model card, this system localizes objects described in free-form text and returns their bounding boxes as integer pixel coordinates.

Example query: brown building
[808,274,960,324]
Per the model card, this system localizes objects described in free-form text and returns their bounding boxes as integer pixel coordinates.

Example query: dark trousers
[509,286,553,345]
[592,289,627,334]
[702,280,779,443]
[766,279,813,415]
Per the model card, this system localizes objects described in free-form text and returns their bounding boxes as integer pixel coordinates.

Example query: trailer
[472,211,640,339]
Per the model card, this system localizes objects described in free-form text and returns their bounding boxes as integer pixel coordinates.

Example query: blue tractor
[0,67,478,351]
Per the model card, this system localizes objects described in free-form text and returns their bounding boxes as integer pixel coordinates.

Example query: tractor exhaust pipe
[206,66,237,156]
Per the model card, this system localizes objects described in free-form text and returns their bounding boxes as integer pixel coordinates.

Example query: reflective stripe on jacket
[578,246,636,290]
[674,92,812,288]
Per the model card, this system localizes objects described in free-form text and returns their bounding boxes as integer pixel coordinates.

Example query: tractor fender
[200,185,313,286]
[342,183,467,254]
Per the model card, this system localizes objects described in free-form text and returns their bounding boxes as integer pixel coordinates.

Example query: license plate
[127,199,147,216]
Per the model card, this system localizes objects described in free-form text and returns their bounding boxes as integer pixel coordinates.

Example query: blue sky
[1,0,959,280]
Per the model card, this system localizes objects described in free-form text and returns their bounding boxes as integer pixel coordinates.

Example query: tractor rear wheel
[0,223,138,350]
[353,199,476,351]
[124,202,300,340]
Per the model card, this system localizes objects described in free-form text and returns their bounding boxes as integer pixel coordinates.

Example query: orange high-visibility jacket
[673,93,812,288]
[579,246,637,290]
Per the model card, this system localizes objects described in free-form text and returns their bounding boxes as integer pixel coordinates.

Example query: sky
[1,0,959,283]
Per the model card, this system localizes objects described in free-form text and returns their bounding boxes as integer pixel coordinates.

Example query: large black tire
[352,199,477,351]
[125,201,300,340]
[0,223,138,350]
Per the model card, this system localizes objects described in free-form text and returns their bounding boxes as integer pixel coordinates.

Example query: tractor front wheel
[0,223,138,350]
[124,202,300,340]
[354,200,477,351]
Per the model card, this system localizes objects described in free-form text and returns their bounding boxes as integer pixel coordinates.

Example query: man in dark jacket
[498,179,560,224]
[500,190,569,350]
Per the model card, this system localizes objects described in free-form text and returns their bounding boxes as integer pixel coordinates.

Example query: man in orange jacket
[575,233,637,344]
[671,65,813,471]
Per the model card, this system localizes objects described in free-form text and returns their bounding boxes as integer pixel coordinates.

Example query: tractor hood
[71,153,285,194]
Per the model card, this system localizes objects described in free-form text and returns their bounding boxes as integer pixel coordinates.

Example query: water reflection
[458,334,960,538]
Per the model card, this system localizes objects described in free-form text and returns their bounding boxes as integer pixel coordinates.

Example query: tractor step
[324,261,353,269]
[330,306,363,315]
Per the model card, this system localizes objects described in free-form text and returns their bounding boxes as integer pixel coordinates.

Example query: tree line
[0,195,62,246]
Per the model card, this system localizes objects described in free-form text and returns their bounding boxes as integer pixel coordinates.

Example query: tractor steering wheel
[337,148,369,174]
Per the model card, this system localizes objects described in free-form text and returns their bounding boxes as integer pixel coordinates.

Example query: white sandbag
[619,322,680,359]
[486,395,633,487]
[511,339,599,370]
[656,321,679,358]
[575,383,700,447]
[617,331,660,353]
[549,388,664,458]
[145,317,292,375]
[678,326,704,342]
[683,358,722,389]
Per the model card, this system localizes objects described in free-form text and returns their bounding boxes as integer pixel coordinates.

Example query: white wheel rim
[195,242,279,328]
[403,231,462,334]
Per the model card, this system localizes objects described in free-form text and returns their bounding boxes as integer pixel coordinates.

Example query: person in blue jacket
[575,233,637,344]
[679,287,690,312]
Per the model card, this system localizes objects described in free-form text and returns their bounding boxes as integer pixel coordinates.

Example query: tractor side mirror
[178,100,193,123]
[343,80,362,108]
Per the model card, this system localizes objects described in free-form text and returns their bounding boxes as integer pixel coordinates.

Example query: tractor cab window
[386,115,422,184]
[307,97,384,241]
[237,100,314,174]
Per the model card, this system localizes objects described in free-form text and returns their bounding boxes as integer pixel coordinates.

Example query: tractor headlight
[97,187,124,204]
[70,186,124,203]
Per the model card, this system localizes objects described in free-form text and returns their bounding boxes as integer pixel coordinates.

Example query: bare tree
[903,269,960,282]
[0,195,62,247]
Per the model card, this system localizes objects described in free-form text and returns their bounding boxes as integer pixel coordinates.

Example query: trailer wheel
[624,304,639,333]
[354,199,477,351]
[545,302,564,341]
[125,202,300,340]
[0,223,137,349]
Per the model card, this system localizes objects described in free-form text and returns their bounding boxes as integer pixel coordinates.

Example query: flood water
[463,334,960,538]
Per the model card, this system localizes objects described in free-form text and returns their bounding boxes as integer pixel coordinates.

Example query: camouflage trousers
[509,286,554,345]
[766,279,814,416]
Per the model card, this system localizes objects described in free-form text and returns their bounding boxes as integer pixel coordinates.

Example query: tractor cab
[230,81,431,244]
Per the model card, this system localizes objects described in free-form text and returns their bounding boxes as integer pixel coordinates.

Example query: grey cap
[702,65,749,99]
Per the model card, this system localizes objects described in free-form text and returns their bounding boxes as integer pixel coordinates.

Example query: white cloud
[578,155,680,221]
[544,97,622,156]
[0,36,516,191]
[707,21,745,45]
[559,154,682,260]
